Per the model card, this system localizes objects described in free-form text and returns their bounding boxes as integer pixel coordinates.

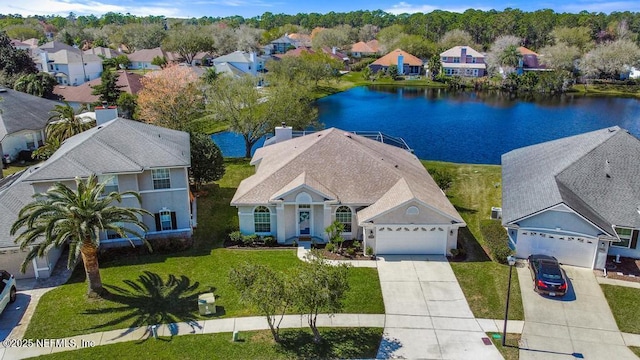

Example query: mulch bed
[604,256,640,283]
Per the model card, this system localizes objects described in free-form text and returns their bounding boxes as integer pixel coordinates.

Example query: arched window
[254,206,271,233]
[335,206,352,233]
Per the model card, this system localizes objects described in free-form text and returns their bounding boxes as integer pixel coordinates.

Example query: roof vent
[608,127,617,133]
[344,132,351,138]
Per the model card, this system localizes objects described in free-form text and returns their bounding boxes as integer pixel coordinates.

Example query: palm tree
[500,45,522,70]
[10,175,151,297]
[46,102,95,142]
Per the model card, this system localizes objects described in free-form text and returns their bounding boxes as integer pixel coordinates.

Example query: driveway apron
[376,255,502,360]
[517,264,637,359]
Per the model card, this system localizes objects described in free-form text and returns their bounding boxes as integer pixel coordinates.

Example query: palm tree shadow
[83,271,204,341]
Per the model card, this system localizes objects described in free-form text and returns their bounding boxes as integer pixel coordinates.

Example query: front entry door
[298,210,311,236]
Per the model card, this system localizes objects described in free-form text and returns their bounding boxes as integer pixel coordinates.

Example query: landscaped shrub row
[228,230,277,247]
[479,219,512,264]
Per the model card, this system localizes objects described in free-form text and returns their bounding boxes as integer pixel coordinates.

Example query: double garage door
[375,226,447,255]
[515,232,597,268]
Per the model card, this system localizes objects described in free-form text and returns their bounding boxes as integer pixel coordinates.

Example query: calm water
[213,86,640,164]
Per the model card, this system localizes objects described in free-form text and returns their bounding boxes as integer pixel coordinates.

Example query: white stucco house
[0,107,194,279]
[34,49,103,85]
[0,88,62,164]
[212,51,267,77]
[231,126,465,255]
[502,126,640,269]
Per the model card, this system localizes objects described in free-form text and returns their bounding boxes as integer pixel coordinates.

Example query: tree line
[2,9,640,51]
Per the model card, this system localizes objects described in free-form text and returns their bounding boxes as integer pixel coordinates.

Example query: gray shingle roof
[502,126,640,234]
[232,128,463,223]
[0,89,62,141]
[0,170,36,248]
[23,118,190,182]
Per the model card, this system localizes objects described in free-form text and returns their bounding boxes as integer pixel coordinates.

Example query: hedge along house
[502,127,640,269]
[231,126,465,255]
[0,107,194,279]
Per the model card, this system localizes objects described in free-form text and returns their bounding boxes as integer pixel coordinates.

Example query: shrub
[480,219,512,263]
[229,230,243,243]
[263,235,276,247]
[450,248,467,258]
[242,234,259,246]
[345,247,356,257]
[353,240,362,250]
[325,242,336,253]
[366,246,373,256]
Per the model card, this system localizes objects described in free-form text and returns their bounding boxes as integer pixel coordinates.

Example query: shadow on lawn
[84,271,203,339]
[457,227,492,263]
[275,328,382,359]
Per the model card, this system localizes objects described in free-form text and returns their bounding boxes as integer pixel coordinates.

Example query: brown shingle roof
[232,128,463,223]
[53,70,143,104]
[371,49,423,67]
[351,41,376,53]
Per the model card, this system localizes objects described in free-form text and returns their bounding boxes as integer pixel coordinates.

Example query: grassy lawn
[424,161,524,320]
[600,284,640,334]
[631,346,640,356]
[24,159,383,340]
[33,328,383,360]
[571,83,640,98]
[488,332,521,360]
[3,161,40,176]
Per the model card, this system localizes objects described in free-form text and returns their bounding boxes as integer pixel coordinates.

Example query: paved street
[517,263,638,359]
[376,255,504,360]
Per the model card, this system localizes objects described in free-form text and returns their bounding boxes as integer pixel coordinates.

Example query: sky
[1,0,639,19]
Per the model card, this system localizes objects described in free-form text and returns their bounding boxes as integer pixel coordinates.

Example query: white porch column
[276,202,285,243]
[323,203,332,242]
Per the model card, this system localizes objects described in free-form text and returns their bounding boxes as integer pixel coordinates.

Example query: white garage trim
[515,230,598,268]
[375,225,448,255]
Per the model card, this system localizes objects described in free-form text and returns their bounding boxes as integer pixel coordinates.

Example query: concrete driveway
[376,255,502,360]
[517,263,637,359]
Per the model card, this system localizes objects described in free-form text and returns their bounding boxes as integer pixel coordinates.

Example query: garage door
[375,226,447,255]
[515,232,597,268]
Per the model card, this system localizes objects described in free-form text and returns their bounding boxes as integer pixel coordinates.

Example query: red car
[528,254,567,297]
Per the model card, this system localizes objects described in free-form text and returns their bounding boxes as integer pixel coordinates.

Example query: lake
[212,86,640,164]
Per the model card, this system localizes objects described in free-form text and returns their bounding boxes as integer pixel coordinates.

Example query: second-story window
[98,175,119,194]
[152,168,171,189]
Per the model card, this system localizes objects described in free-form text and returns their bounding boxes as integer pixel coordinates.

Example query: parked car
[528,254,567,297]
[0,270,17,314]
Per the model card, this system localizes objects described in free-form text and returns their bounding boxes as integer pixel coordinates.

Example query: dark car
[528,254,567,297]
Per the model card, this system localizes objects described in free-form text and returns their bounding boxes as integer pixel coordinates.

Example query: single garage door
[515,232,597,268]
[375,226,447,255]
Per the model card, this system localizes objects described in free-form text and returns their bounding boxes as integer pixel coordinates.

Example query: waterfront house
[502,127,640,269]
[440,46,486,77]
[231,126,465,255]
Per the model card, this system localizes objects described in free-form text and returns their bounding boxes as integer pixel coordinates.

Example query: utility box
[198,293,216,315]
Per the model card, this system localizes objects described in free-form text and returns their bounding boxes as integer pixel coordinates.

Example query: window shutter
[171,212,177,230]
[154,213,161,232]
[631,230,639,249]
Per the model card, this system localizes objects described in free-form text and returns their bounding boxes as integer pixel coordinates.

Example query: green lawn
[600,284,640,334]
[631,346,640,356]
[33,328,384,360]
[423,161,524,320]
[488,332,521,360]
[23,159,383,340]
[3,161,40,176]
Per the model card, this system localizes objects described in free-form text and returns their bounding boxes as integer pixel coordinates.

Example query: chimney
[95,103,118,126]
[397,52,404,75]
[461,47,467,64]
[274,122,292,143]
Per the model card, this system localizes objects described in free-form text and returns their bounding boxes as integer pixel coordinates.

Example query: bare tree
[484,35,522,76]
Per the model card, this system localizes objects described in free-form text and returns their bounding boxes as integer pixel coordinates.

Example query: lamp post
[502,255,517,347]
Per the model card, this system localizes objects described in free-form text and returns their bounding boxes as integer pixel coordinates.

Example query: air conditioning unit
[490,207,502,220]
